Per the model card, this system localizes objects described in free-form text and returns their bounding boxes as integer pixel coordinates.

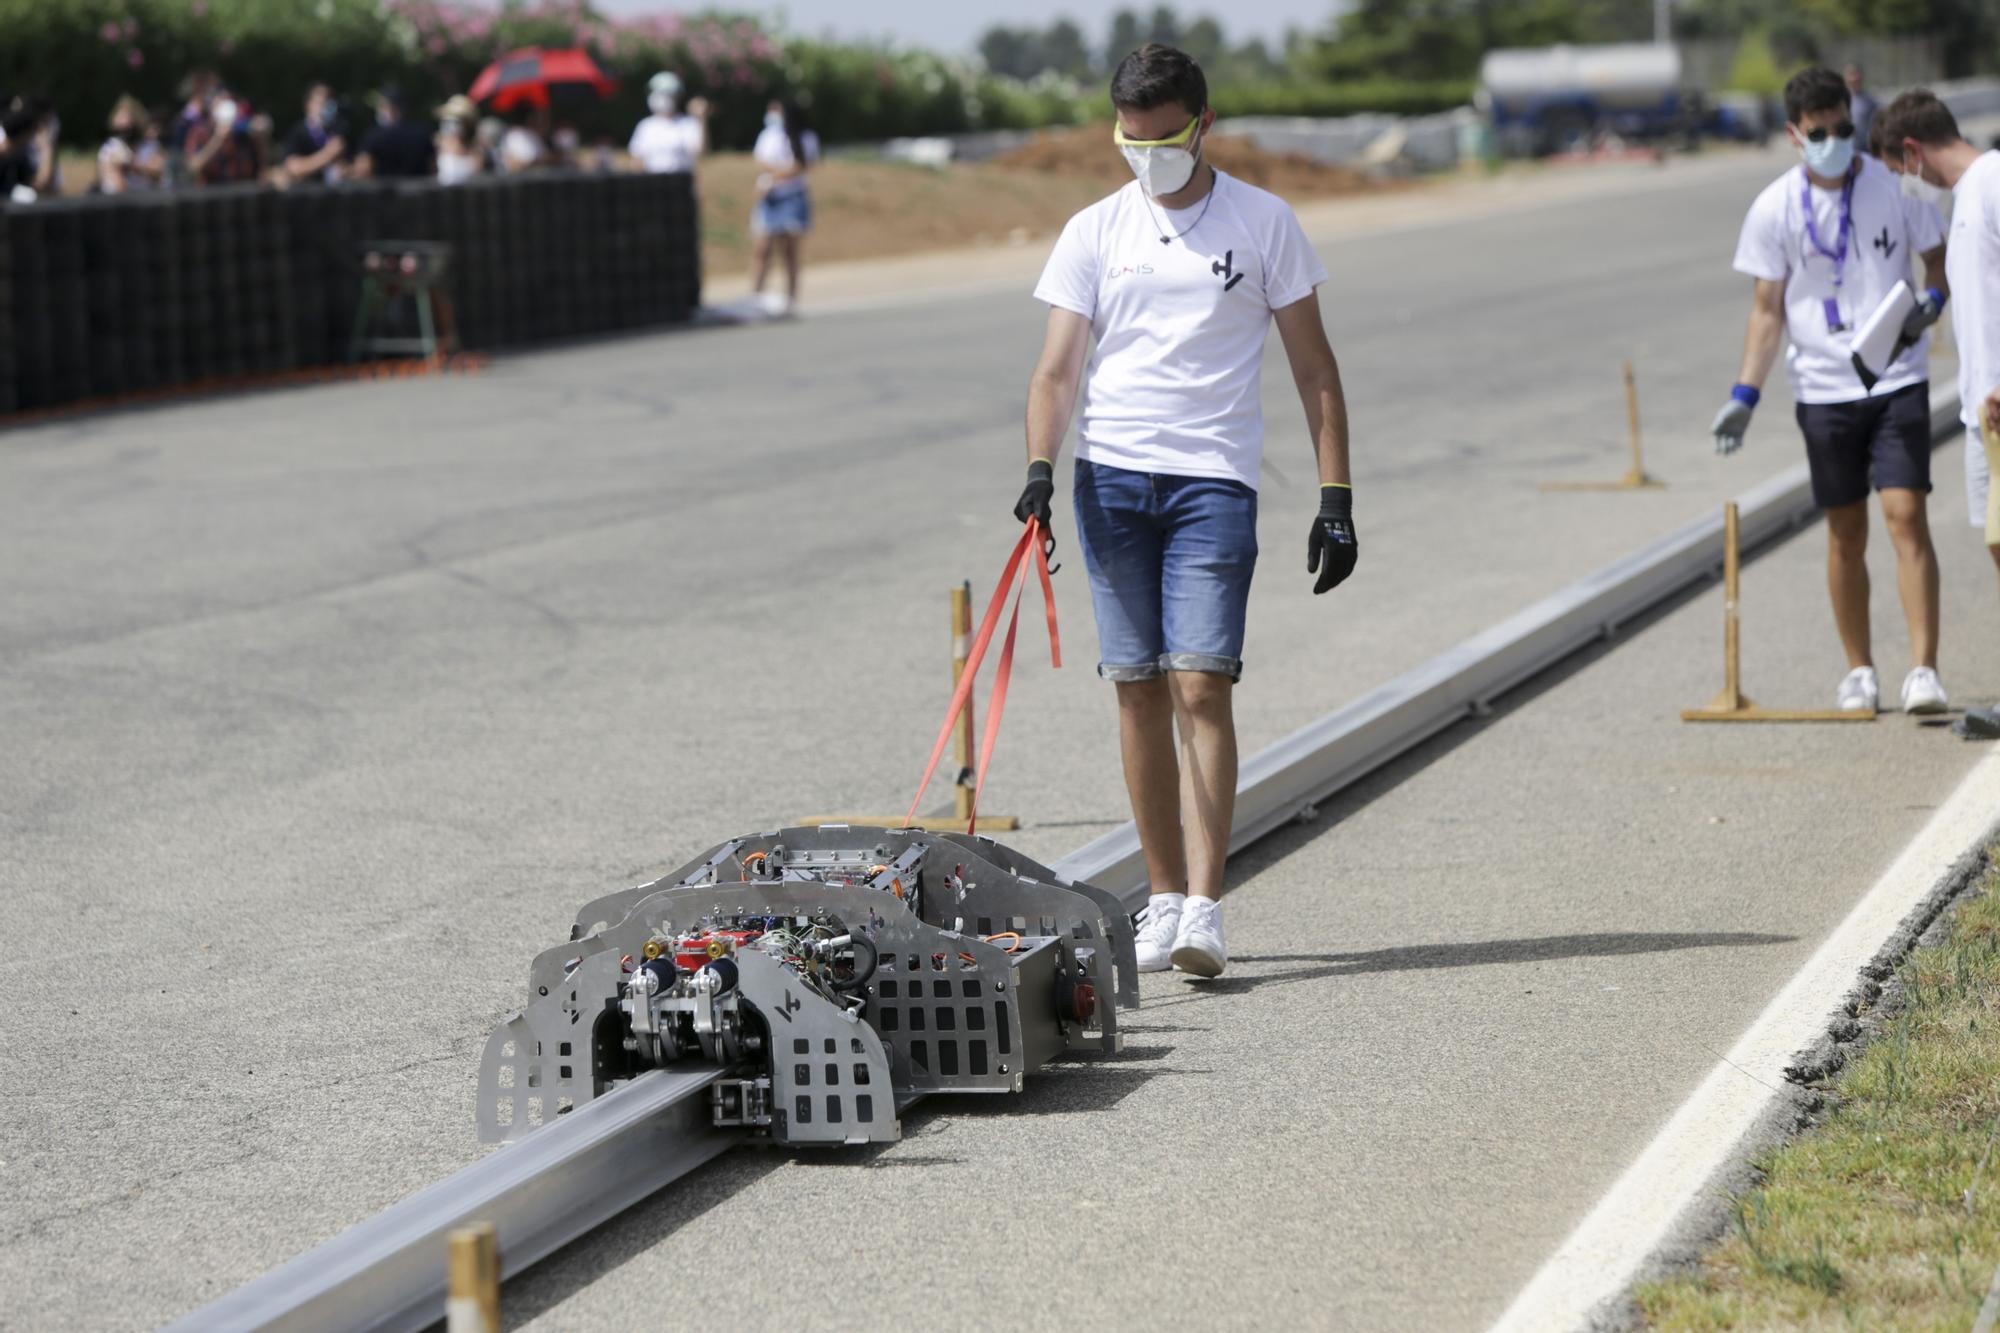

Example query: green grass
[1635,858,2000,1331]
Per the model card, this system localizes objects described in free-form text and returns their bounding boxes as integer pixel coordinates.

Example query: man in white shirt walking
[1710,67,1951,714]
[1874,89,2000,606]
[1014,44,1355,978]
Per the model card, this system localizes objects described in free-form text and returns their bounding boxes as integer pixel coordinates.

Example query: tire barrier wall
[0,171,701,416]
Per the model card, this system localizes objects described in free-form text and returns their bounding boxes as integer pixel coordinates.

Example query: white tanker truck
[1477,43,1701,154]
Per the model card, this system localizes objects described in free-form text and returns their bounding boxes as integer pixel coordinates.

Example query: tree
[1106,9,1144,68]
[1042,18,1093,79]
[1181,15,1226,68]
[977,26,1032,80]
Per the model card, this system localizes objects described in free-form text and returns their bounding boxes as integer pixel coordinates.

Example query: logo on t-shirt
[1211,250,1245,292]
[1871,226,1897,260]
[1108,263,1155,279]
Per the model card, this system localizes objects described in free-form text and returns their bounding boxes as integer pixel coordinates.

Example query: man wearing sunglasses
[1013,43,1353,979]
[1713,66,1951,715]
[1872,89,2000,612]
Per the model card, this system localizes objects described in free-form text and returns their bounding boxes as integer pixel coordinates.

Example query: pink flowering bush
[3,0,1069,150]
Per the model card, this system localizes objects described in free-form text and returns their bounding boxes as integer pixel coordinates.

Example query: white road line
[1491,747,2000,1332]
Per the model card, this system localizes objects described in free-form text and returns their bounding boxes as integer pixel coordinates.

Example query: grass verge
[1634,856,2000,1331]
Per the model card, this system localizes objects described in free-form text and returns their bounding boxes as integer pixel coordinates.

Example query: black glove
[1014,459,1054,529]
[1307,484,1358,595]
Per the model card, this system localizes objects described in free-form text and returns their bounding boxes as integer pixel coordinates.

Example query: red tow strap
[904,519,1062,835]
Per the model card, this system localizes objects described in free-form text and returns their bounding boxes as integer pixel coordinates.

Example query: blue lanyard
[1800,164,1857,289]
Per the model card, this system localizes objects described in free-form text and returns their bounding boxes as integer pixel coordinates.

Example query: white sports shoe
[1836,666,1880,713]
[1170,898,1227,978]
[1134,895,1184,973]
[1901,666,1948,715]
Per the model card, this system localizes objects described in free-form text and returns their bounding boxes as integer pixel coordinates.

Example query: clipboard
[1849,280,1918,390]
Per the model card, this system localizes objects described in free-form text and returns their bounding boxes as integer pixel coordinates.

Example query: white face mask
[1121,141,1199,197]
[649,91,676,116]
[1898,167,1947,205]
[1796,129,1854,179]
[211,98,239,130]
[765,110,784,130]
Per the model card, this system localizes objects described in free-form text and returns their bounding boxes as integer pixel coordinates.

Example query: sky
[594,1,1339,58]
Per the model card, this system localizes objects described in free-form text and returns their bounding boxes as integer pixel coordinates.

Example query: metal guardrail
[167,391,1963,1331]
[1060,388,1964,907]
[161,1069,729,1333]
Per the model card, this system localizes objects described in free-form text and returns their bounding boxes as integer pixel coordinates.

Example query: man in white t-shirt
[1710,67,1951,715]
[1015,43,1354,979]
[1875,89,2000,612]
[628,71,707,175]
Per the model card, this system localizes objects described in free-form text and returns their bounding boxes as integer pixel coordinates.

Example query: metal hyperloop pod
[477,826,1139,1149]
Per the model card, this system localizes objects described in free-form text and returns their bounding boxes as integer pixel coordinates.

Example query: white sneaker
[1170,898,1227,977]
[1134,894,1184,973]
[1901,666,1948,715]
[1836,666,1879,713]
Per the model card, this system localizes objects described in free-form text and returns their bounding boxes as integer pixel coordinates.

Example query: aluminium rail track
[166,394,1965,1333]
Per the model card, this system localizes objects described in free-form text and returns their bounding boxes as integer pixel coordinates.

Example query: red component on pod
[672,929,764,973]
[1069,981,1097,1025]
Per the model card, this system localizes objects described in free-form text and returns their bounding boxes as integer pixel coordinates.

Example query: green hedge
[1,1,1468,157]
[0,0,1077,152]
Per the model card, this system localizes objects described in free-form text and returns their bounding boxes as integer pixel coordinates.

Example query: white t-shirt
[500,126,543,171]
[752,125,819,197]
[1947,151,2000,436]
[1033,171,1327,490]
[628,113,702,173]
[1733,155,1945,405]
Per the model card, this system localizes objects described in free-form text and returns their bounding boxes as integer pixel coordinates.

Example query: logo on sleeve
[1871,226,1897,260]
[1211,250,1245,292]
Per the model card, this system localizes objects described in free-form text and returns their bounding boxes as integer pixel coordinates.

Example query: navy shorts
[1795,381,1932,509]
[1072,459,1258,682]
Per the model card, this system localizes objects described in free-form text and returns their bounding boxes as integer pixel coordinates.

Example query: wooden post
[1623,358,1645,483]
[1538,359,1663,490]
[797,583,1020,829]
[1720,502,1742,710]
[446,1223,499,1333]
[951,581,976,823]
[1681,500,1872,721]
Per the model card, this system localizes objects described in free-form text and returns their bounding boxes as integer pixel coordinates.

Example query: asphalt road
[3,144,1997,1330]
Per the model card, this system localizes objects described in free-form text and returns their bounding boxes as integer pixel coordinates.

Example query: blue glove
[1901,286,1947,341]
[1712,384,1758,456]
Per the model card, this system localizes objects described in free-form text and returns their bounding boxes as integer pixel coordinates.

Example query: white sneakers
[1134,893,1227,977]
[1837,666,1879,712]
[1134,894,1183,972]
[1835,664,1949,714]
[1901,666,1948,715]
[1170,898,1228,977]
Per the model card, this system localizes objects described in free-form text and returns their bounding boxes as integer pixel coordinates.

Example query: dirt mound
[991,123,1378,199]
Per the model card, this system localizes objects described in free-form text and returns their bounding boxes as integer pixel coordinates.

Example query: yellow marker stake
[446,1223,499,1333]
[1682,503,1874,722]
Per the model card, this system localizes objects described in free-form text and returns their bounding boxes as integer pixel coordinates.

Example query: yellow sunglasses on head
[1113,116,1200,148]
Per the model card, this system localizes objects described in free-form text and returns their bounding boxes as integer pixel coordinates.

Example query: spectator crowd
[0,64,721,203]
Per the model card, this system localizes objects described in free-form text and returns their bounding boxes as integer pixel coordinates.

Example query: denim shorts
[1072,459,1258,681]
[752,186,812,235]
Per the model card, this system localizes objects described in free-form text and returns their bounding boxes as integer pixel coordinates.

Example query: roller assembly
[478,826,1138,1147]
